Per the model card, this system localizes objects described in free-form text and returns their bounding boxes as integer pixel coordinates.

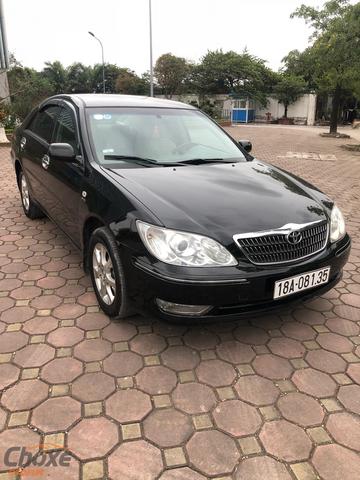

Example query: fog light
[156,299,212,316]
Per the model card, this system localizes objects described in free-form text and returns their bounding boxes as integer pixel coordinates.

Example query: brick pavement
[0,125,359,479]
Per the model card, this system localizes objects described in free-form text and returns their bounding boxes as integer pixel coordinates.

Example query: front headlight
[330,205,346,243]
[137,221,237,267]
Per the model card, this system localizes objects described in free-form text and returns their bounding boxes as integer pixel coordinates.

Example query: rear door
[21,103,62,213]
[43,101,85,245]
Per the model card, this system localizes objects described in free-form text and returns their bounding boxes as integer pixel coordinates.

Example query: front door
[44,102,85,246]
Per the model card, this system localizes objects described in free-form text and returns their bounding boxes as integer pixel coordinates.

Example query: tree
[154,53,189,98]
[92,64,121,93]
[66,62,92,93]
[115,69,148,95]
[291,0,360,133]
[8,65,53,120]
[43,61,67,94]
[195,50,275,106]
[273,73,306,118]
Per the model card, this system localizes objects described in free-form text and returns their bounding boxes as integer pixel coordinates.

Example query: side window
[27,106,60,143]
[55,107,80,155]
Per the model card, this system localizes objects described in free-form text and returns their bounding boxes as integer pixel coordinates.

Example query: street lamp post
[149,0,154,97]
[88,31,105,93]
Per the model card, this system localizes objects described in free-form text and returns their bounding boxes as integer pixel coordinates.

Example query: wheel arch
[82,216,105,272]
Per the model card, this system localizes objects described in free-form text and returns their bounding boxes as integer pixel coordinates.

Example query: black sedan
[11,94,351,321]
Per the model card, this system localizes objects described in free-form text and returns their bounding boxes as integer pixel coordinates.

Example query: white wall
[256,94,317,125]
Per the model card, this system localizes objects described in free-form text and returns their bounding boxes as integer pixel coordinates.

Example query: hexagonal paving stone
[172,383,216,414]
[32,397,81,432]
[293,308,326,325]
[23,316,58,334]
[187,430,240,476]
[0,305,34,324]
[48,326,84,347]
[0,331,28,353]
[41,357,83,384]
[161,346,200,371]
[52,303,85,320]
[77,312,110,330]
[103,351,143,377]
[253,354,293,380]
[136,366,177,394]
[235,456,292,480]
[68,417,119,460]
[159,467,206,480]
[108,440,163,480]
[14,343,55,368]
[0,407,6,430]
[338,384,360,414]
[306,349,346,374]
[326,412,360,451]
[72,372,115,402]
[334,304,360,321]
[0,427,40,467]
[326,317,359,336]
[278,392,324,427]
[347,363,360,384]
[317,332,353,353]
[268,337,305,358]
[281,322,316,341]
[106,389,152,423]
[31,294,62,309]
[260,420,312,461]
[292,368,337,398]
[101,320,136,340]
[234,325,269,344]
[235,375,279,406]
[216,340,255,364]
[312,444,360,480]
[1,379,49,411]
[130,333,167,355]
[183,329,219,350]
[196,359,236,387]
[214,400,262,436]
[144,408,193,447]
[74,338,112,361]
[0,363,20,390]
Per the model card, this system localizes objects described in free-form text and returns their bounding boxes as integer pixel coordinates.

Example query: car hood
[107,160,328,244]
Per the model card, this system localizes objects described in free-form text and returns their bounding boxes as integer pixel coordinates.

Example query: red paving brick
[0,125,359,478]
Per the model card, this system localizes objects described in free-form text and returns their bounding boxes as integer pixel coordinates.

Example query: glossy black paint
[11,94,351,320]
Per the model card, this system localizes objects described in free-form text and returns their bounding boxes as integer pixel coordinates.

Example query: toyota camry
[11,94,351,321]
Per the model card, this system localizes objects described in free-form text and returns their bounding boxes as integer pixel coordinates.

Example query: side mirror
[239,140,252,153]
[48,143,75,160]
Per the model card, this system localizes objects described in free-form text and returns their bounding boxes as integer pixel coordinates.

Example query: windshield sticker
[93,114,104,120]
[102,149,114,154]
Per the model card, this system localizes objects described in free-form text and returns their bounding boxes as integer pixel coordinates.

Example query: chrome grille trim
[233,220,329,265]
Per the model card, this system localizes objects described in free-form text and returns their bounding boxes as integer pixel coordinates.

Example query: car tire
[19,170,44,219]
[89,227,132,318]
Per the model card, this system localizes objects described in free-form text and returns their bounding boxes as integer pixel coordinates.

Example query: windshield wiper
[103,155,186,167]
[180,158,239,165]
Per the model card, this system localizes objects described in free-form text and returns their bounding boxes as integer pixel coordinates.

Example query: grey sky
[4,0,334,73]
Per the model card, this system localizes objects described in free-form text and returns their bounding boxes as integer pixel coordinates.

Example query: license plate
[274,267,330,299]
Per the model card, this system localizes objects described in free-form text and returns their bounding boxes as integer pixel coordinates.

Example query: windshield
[85,107,246,166]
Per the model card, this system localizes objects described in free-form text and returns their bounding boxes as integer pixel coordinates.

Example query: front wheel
[89,227,132,318]
[19,170,44,219]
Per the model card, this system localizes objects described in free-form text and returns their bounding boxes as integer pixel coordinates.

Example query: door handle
[42,154,50,170]
[20,137,26,150]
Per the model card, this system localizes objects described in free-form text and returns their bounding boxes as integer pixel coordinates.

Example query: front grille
[234,221,328,265]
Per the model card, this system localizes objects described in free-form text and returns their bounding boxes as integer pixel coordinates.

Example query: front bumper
[123,234,351,321]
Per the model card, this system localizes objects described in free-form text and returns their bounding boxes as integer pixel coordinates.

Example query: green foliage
[290,0,360,132]
[66,62,92,93]
[115,69,149,95]
[43,61,67,94]
[92,63,122,93]
[7,65,53,120]
[273,74,306,117]
[194,49,275,106]
[154,53,190,98]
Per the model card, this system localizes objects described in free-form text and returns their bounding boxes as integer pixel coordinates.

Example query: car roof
[50,94,196,110]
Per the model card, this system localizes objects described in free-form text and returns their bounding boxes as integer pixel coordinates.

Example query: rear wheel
[89,227,132,318]
[19,170,44,219]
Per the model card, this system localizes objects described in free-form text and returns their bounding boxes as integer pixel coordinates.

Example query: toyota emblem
[287,230,303,245]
